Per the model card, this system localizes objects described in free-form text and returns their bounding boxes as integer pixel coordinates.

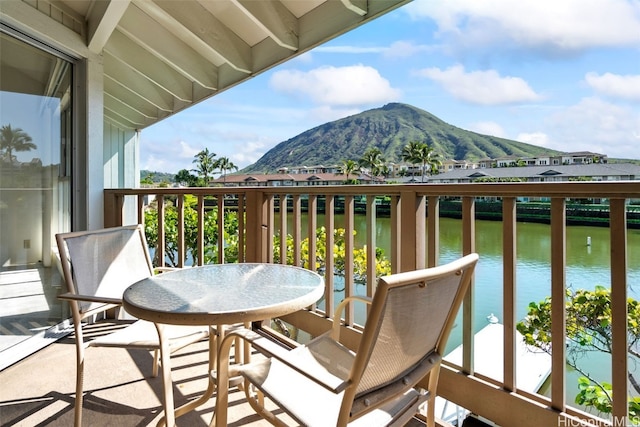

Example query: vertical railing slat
[157,194,165,268]
[177,194,185,268]
[217,196,224,264]
[292,194,301,266]
[390,195,400,274]
[279,194,288,265]
[237,193,245,263]
[461,196,475,374]
[266,194,275,264]
[137,194,144,226]
[197,195,204,266]
[610,198,629,423]
[366,195,377,299]
[427,195,440,268]
[398,190,425,272]
[308,194,317,271]
[550,198,566,411]
[502,197,517,391]
[324,195,335,317]
[344,194,355,325]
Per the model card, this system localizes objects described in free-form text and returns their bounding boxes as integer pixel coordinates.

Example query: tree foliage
[272,226,391,281]
[0,125,36,165]
[192,148,217,185]
[517,286,640,417]
[359,147,385,177]
[144,195,239,266]
[175,169,199,187]
[339,159,360,184]
[144,200,391,282]
[401,140,441,182]
[216,157,238,184]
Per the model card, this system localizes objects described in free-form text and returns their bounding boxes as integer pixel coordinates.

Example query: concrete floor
[0,323,276,427]
[0,322,433,427]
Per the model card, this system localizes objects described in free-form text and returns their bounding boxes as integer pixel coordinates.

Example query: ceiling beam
[104,76,173,113]
[232,0,299,50]
[135,0,251,73]
[87,0,130,53]
[105,31,195,102]
[119,4,219,90]
[104,101,150,127]
[340,0,367,16]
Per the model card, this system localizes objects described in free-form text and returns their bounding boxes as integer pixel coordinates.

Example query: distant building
[477,152,607,169]
[428,163,639,184]
[222,152,614,187]
[212,172,379,187]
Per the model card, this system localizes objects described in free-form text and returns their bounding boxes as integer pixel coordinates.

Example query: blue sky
[140,0,640,174]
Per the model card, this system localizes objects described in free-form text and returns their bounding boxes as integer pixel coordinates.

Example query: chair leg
[426,365,441,427]
[155,324,176,427]
[242,382,286,427]
[152,349,160,377]
[75,355,84,427]
[74,323,86,427]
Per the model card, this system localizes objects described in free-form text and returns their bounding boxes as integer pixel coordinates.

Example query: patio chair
[56,224,209,426]
[218,253,479,427]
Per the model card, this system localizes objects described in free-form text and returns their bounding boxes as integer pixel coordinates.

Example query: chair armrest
[222,327,352,394]
[330,295,372,340]
[58,292,122,305]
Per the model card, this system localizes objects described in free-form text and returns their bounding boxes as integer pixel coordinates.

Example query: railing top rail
[106,181,640,199]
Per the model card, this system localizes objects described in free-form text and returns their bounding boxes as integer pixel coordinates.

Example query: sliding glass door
[0,29,73,367]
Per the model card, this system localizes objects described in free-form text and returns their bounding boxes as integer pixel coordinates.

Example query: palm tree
[0,125,36,165]
[401,141,436,183]
[192,148,217,186]
[216,157,238,184]
[339,159,360,184]
[359,148,385,178]
[429,151,443,175]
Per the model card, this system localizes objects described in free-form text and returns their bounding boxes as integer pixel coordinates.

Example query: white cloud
[177,140,201,159]
[467,121,507,138]
[308,105,363,123]
[229,139,269,166]
[315,46,386,54]
[417,64,542,105]
[585,72,640,101]
[405,0,640,54]
[269,65,402,106]
[141,138,202,172]
[315,41,434,59]
[383,41,435,59]
[516,132,551,147]
[548,97,640,157]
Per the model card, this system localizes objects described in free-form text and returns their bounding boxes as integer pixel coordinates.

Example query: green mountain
[241,103,562,173]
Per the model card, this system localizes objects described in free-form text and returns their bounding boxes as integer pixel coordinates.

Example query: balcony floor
[0,323,433,426]
[0,323,280,426]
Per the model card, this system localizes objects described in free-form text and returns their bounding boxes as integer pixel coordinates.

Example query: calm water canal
[289,214,640,403]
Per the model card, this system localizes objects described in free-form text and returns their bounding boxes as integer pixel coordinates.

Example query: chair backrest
[56,224,154,315]
[346,253,479,418]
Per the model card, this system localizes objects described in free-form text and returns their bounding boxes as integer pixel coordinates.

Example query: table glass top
[123,263,324,316]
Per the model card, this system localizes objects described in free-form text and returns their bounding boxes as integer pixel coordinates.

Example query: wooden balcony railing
[105,181,640,427]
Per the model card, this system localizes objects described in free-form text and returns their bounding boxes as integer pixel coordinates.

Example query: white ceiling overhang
[7,0,411,130]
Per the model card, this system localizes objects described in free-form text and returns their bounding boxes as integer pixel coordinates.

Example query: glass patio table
[122,263,324,427]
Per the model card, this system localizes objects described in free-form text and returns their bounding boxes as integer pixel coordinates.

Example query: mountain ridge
[241,103,562,173]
